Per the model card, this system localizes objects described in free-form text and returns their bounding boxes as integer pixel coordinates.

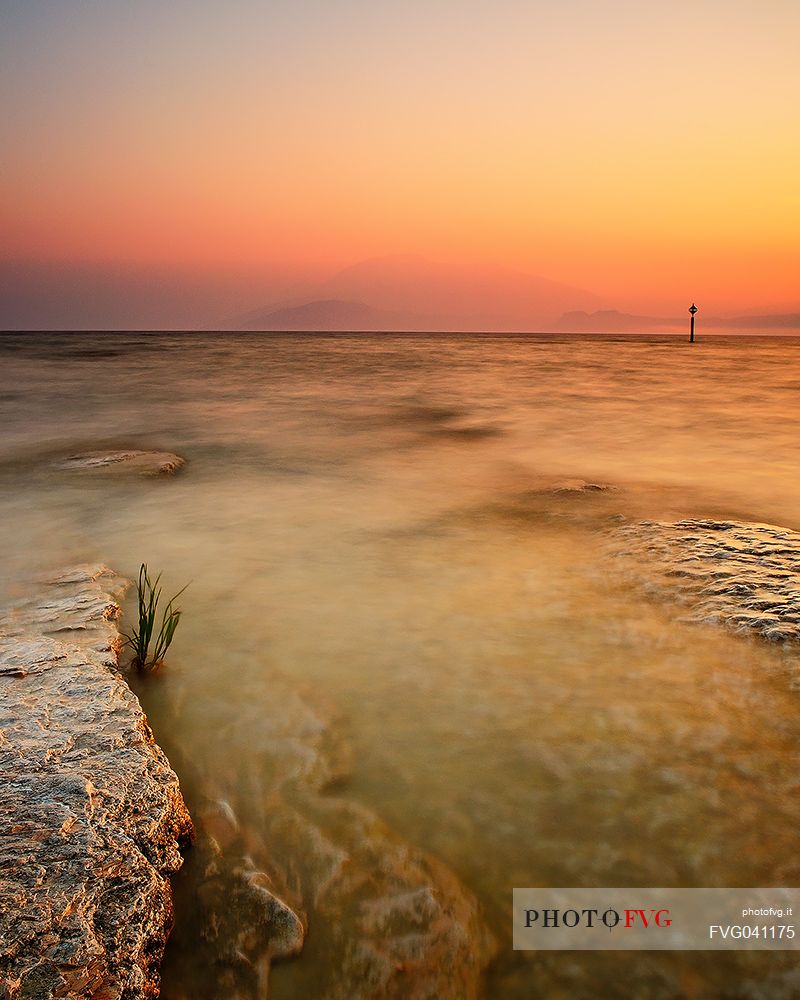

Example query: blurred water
[2,332,800,998]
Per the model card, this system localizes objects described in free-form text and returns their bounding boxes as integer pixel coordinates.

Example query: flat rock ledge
[53,451,185,476]
[0,566,193,1000]
[612,519,800,643]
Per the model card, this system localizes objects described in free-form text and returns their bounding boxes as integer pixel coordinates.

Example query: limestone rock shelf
[0,566,193,1000]
[53,451,185,476]
[613,518,800,643]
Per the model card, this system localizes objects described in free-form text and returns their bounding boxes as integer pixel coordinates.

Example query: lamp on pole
[689,303,698,343]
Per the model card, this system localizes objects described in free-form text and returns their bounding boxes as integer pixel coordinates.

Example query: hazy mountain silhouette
[320,254,604,328]
[4,255,798,332]
[235,254,605,332]
[237,298,428,332]
[558,309,800,334]
[722,313,800,329]
[557,310,681,332]
[0,259,314,331]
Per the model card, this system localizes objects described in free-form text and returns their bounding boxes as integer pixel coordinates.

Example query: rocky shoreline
[0,559,495,1000]
[0,566,193,1000]
[5,509,800,998]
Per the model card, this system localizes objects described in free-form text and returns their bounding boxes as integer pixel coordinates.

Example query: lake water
[2,332,800,999]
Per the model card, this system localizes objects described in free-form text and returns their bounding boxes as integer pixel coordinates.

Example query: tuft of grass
[123,563,189,671]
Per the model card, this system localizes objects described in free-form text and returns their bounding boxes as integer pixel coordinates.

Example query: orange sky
[1,0,798,320]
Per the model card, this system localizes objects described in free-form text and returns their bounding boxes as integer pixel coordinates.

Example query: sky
[1,0,798,327]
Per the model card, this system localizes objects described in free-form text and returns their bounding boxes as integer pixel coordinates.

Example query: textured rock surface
[613,519,800,643]
[54,451,185,476]
[0,566,193,999]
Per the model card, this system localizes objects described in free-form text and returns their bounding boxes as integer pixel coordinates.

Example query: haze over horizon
[1,1,798,329]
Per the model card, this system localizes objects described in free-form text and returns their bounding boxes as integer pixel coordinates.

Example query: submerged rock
[188,798,306,996]
[161,677,496,1000]
[515,478,616,503]
[612,519,800,644]
[0,566,193,999]
[551,478,614,495]
[53,450,185,476]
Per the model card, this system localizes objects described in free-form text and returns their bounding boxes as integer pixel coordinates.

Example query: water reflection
[1,332,800,998]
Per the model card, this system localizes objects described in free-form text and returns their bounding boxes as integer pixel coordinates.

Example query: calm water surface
[2,332,800,998]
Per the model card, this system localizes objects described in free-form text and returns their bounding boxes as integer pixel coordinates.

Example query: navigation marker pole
[689,303,698,343]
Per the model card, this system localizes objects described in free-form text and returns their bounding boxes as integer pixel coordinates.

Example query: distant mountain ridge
[232,254,604,332]
[557,309,800,334]
[3,254,797,332]
[556,310,682,333]
[237,298,427,332]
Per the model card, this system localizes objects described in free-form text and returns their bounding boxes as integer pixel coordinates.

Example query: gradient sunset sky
[1,0,798,326]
